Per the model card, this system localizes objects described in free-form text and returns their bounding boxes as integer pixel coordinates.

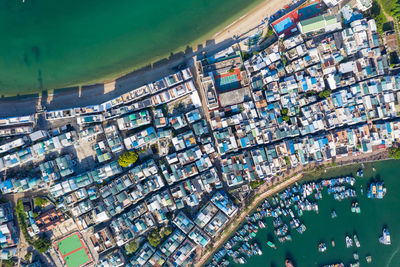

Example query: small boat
[354,234,360,247]
[318,242,327,252]
[356,169,363,177]
[351,202,361,213]
[331,210,337,219]
[366,255,372,263]
[258,220,266,228]
[331,239,335,247]
[267,241,277,249]
[379,228,391,245]
[353,252,359,260]
[360,185,363,195]
[285,259,294,267]
[346,235,353,248]
[367,182,386,199]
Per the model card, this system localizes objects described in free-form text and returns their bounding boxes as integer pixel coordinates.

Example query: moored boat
[366,255,372,263]
[346,235,353,248]
[318,242,327,252]
[367,182,386,199]
[285,259,294,267]
[267,240,277,249]
[331,210,337,218]
[379,227,391,245]
[354,234,360,247]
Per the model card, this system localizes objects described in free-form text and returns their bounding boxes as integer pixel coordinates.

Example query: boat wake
[386,245,400,267]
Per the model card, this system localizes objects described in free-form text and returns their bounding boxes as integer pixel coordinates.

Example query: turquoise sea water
[0,0,262,94]
[216,160,400,267]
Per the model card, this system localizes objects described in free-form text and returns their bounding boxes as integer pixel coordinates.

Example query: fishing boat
[331,239,335,247]
[366,255,372,263]
[297,224,306,234]
[285,259,294,267]
[379,228,391,245]
[258,220,266,228]
[367,182,386,199]
[346,235,353,248]
[354,234,360,247]
[331,210,337,218]
[351,202,361,213]
[267,241,277,249]
[318,242,327,252]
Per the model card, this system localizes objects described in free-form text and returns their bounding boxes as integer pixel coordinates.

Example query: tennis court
[55,233,92,267]
[214,69,242,93]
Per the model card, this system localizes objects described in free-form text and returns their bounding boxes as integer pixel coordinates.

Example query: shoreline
[0,0,292,117]
[196,150,391,267]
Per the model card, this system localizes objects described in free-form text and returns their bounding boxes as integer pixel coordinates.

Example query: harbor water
[0,0,262,94]
[218,160,400,267]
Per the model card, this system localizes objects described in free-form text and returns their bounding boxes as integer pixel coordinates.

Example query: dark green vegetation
[281,108,290,122]
[118,151,139,168]
[33,237,51,253]
[147,227,173,247]
[16,199,32,245]
[378,0,400,18]
[368,0,393,33]
[249,180,266,189]
[125,239,140,254]
[318,89,332,99]
[34,197,48,207]
[15,199,51,253]
[389,147,400,158]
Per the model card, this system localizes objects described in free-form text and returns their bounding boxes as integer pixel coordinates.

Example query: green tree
[147,229,162,247]
[282,115,290,122]
[318,89,332,99]
[24,251,32,261]
[33,236,51,253]
[34,197,48,207]
[249,180,266,189]
[162,226,172,237]
[281,108,288,116]
[118,151,139,168]
[389,147,400,159]
[125,239,139,255]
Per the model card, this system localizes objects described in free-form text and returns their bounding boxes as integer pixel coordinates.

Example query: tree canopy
[118,151,139,168]
[389,147,400,159]
[318,89,332,99]
[147,229,162,247]
[34,197,48,207]
[33,236,51,253]
[125,239,139,254]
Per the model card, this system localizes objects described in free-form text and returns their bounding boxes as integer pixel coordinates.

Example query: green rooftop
[300,15,326,33]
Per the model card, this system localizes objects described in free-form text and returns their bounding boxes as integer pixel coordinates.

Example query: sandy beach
[212,0,292,43]
[0,0,292,118]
